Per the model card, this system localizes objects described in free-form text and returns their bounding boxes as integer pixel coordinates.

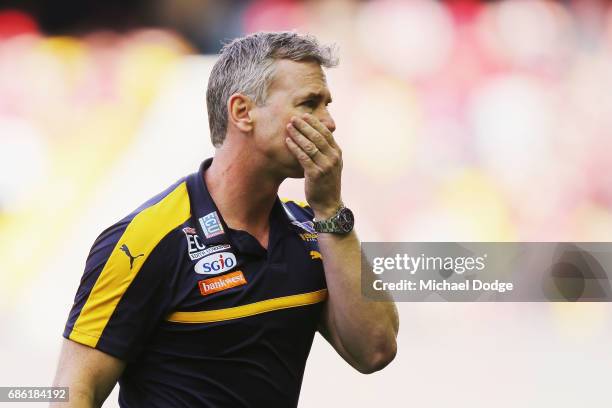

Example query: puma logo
[310,250,322,260]
[120,244,144,269]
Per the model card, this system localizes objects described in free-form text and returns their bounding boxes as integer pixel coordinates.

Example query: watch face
[337,207,354,233]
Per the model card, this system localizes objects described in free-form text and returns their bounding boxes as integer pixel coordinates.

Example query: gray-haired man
[53,31,398,407]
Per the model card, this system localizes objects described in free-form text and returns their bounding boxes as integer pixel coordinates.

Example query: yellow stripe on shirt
[69,181,191,347]
[167,289,328,324]
[281,198,310,208]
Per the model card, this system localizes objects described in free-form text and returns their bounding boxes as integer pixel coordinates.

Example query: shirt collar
[186,158,293,251]
[186,158,229,245]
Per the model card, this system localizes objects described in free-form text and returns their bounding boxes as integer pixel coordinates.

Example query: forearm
[317,228,399,369]
[49,393,96,408]
[50,339,123,408]
[284,112,398,370]
[49,380,97,408]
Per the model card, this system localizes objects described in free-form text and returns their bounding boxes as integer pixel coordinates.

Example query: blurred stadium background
[1,0,611,406]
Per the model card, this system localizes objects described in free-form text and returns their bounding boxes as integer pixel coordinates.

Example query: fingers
[289,115,334,154]
[301,114,337,148]
[285,136,318,172]
[286,113,343,180]
[286,123,322,162]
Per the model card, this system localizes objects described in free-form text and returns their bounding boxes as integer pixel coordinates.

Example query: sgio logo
[194,252,237,275]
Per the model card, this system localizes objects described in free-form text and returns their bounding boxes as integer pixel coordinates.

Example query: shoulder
[281,199,314,221]
[66,179,192,350]
[87,179,191,274]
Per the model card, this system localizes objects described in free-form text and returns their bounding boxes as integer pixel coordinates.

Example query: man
[53,32,399,407]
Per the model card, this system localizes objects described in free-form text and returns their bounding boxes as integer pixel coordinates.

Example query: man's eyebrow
[299,91,333,104]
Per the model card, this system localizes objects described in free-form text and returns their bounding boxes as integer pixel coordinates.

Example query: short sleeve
[63,181,190,360]
[281,199,315,220]
[63,223,177,361]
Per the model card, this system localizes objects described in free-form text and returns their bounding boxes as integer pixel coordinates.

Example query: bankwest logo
[198,271,247,296]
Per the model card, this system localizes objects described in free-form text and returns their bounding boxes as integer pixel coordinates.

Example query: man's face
[250,59,336,178]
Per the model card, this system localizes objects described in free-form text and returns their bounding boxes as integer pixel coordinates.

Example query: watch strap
[313,205,353,234]
[313,217,338,233]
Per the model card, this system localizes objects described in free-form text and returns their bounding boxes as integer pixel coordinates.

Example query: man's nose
[318,110,336,134]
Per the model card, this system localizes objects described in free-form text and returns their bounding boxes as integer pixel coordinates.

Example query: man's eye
[301,100,317,108]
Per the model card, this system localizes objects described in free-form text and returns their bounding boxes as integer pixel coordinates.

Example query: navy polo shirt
[63,158,327,407]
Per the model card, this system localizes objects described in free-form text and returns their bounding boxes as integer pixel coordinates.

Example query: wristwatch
[313,205,355,234]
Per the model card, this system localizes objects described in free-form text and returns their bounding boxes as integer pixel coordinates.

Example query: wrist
[313,204,355,235]
[312,202,343,221]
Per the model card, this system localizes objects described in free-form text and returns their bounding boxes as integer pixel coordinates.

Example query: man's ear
[227,93,254,133]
